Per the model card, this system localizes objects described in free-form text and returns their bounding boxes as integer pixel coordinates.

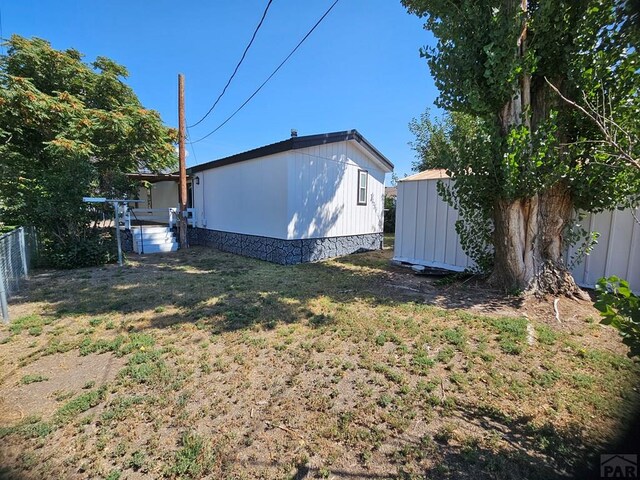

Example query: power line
[186,126,199,166]
[191,0,340,144]
[187,0,274,129]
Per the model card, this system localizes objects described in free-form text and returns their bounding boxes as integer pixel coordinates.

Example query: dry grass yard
[0,241,638,479]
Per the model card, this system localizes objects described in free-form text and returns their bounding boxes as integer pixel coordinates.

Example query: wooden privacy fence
[394,176,640,293]
[0,227,36,323]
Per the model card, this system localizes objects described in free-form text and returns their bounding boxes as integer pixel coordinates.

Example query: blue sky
[2,0,440,181]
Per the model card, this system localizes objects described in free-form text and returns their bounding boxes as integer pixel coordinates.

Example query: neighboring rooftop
[385,186,397,198]
[399,169,450,182]
[187,130,394,174]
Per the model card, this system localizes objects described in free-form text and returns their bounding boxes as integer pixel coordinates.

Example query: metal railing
[0,227,37,323]
[122,207,196,230]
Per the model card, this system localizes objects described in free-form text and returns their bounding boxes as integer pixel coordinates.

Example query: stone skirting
[187,228,383,265]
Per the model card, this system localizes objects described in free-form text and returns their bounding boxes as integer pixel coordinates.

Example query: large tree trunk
[491,182,583,296]
[490,0,584,296]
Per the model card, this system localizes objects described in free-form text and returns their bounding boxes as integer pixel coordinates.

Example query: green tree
[403,0,640,294]
[0,36,177,266]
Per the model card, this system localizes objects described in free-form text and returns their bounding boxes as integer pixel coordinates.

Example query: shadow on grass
[0,466,29,480]
[449,403,589,479]
[12,246,526,334]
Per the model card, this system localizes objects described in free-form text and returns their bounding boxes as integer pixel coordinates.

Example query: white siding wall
[286,141,386,239]
[569,208,640,291]
[192,153,289,238]
[394,179,473,271]
[394,178,640,292]
[135,182,177,209]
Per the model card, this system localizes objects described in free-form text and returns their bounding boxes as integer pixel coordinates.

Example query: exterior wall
[394,178,472,271]
[286,141,386,239]
[394,177,640,292]
[136,186,151,208]
[568,208,640,291]
[192,153,289,238]
[134,181,177,209]
[191,140,388,242]
[188,227,382,265]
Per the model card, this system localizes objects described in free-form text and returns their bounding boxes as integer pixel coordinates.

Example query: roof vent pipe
[290,129,298,137]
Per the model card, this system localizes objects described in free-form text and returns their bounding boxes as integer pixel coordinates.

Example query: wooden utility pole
[178,73,188,249]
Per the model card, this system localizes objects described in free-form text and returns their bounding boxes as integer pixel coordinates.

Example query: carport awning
[127,173,180,183]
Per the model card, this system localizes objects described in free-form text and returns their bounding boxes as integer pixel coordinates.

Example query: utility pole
[178,73,188,249]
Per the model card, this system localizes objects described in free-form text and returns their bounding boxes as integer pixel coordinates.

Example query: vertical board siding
[568,207,640,291]
[393,179,472,272]
[394,178,640,292]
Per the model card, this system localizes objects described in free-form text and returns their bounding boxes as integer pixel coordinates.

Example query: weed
[28,326,43,336]
[105,470,122,480]
[532,369,562,388]
[54,386,107,425]
[100,396,146,424]
[411,349,435,374]
[571,373,595,389]
[535,324,559,345]
[167,431,216,478]
[10,315,48,335]
[89,317,104,327]
[128,450,146,471]
[20,374,48,385]
[372,363,405,384]
[491,317,528,355]
[434,424,456,444]
[443,327,466,348]
[53,390,75,402]
[436,346,455,363]
[79,335,125,356]
[120,349,169,385]
[0,416,53,439]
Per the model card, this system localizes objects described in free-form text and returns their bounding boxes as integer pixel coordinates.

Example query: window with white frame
[357,170,368,205]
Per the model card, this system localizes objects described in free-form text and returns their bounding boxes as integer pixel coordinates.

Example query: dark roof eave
[127,172,180,183]
[187,129,394,175]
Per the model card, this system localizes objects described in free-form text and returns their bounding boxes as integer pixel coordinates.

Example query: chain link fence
[0,227,38,323]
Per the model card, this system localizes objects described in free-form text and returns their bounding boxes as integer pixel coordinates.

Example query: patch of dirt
[0,351,125,425]
[379,264,600,324]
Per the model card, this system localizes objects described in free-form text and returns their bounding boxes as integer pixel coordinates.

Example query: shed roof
[400,169,450,182]
[187,130,394,175]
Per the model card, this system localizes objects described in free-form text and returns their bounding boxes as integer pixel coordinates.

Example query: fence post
[0,266,8,323]
[18,227,29,279]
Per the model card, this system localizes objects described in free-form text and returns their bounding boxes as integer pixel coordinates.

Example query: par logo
[601,454,638,478]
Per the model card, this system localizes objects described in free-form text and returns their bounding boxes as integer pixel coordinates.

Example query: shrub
[383,196,396,233]
[595,276,640,359]
[39,229,118,269]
